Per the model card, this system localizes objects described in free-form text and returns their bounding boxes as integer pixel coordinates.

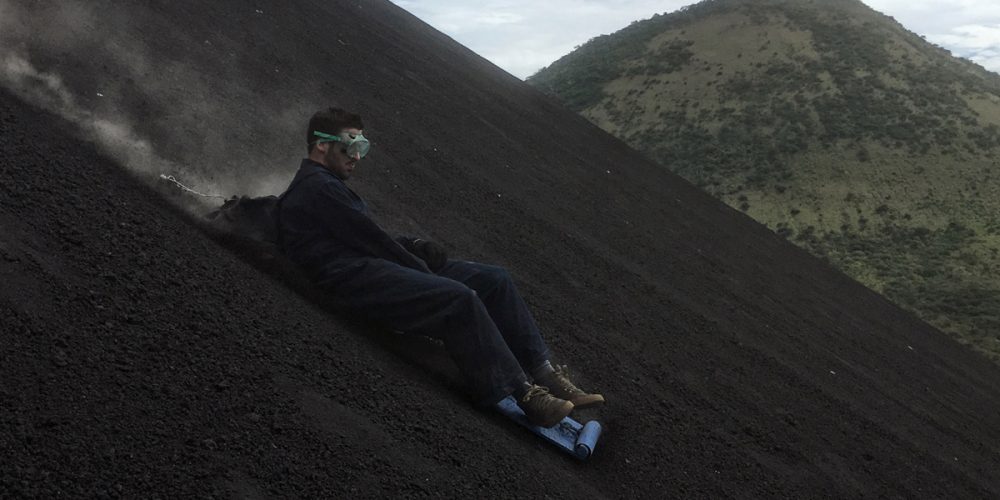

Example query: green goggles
[313,130,371,158]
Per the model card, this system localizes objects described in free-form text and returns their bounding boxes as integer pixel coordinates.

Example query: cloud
[974,52,1000,75]
[865,0,1000,27]
[930,24,1000,50]
[863,0,1000,72]
[392,0,689,78]
[473,11,524,26]
[394,0,1000,78]
[924,24,1000,73]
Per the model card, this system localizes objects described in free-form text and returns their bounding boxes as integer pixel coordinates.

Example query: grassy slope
[529,0,1000,358]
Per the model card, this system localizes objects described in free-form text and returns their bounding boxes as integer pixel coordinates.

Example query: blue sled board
[496,396,602,460]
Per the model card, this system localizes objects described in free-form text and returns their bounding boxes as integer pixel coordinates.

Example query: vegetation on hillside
[529,0,1000,360]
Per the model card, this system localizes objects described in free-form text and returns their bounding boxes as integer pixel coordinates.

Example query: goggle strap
[312,130,341,141]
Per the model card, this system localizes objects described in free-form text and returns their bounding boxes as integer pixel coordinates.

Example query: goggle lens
[345,137,370,158]
[313,130,370,158]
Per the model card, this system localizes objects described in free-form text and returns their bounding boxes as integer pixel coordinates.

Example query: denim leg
[318,258,527,404]
[436,260,551,374]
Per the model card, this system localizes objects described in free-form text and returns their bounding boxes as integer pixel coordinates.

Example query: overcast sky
[390,0,1000,79]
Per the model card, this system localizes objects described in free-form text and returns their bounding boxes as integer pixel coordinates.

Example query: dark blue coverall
[278,159,550,404]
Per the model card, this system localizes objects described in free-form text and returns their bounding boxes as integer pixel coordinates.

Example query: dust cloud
[0,0,304,210]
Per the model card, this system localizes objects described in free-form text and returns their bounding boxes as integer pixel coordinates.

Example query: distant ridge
[530,0,1000,357]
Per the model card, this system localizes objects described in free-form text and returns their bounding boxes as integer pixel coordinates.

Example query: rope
[159,174,227,200]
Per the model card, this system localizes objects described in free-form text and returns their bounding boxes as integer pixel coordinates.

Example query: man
[277,107,604,427]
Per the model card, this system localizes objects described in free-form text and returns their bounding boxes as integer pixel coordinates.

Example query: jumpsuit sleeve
[395,235,419,250]
[314,188,431,273]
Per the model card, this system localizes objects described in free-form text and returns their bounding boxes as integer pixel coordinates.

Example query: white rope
[159,174,227,200]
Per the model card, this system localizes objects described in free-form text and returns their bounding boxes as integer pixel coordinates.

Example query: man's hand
[408,238,448,272]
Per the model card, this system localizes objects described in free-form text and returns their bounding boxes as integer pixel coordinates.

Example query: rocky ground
[2,1,999,497]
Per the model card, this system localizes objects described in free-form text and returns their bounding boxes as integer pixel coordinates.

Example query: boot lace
[521,384,551,402]
[546,365,584,396]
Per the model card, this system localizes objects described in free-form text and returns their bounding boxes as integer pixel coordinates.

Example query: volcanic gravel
[2,0,1000,498]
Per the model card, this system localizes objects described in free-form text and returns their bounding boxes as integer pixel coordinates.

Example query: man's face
[319,127,363,180]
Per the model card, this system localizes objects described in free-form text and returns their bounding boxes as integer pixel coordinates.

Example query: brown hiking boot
[517,384,574,428]
[536,365,605,409]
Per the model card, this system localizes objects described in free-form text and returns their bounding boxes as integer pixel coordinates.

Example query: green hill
[529,0,1000,359]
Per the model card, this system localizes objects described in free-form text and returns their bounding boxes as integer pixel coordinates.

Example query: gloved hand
[408,238,448,272]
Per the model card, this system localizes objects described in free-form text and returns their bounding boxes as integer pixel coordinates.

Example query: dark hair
[306,107,364,154]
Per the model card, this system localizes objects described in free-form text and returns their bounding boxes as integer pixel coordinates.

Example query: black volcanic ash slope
[2,0,1000,498]
[0,87,606,498]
